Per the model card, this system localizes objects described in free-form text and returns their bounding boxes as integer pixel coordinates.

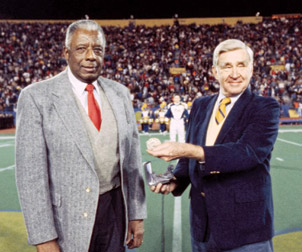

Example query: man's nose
[230,67,239,78]
[85,48,96,60]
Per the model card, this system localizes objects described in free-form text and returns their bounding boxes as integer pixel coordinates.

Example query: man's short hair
[65,20,106,50]
[213,39,253,68]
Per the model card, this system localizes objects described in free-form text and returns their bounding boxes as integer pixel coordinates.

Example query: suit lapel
[50,71,95,170]
[193,95,217,146]
[215,88,253,144]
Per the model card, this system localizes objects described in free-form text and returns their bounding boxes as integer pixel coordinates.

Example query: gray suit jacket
[15,70,147,252]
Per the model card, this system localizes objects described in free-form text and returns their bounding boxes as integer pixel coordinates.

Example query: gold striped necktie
[215,97,231,125]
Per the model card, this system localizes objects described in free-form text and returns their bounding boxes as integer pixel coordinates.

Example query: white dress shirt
[67,66,102,115]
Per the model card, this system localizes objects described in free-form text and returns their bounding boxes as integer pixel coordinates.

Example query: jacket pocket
[235,187,266,203]
[234,183,272,235]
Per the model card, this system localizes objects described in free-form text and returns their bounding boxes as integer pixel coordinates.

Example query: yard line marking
[0,165,15,172]
[278,129,302,133]
[172,196,182,252]
[0,144,14,148]
[0,136,15,140]
[139,132,169,136]
[277,138,302,147]
[276,157,284,162]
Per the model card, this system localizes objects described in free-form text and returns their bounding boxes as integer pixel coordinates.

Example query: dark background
[0,0,301,20]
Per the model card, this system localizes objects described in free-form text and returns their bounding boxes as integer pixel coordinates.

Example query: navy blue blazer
[173,88,280,250]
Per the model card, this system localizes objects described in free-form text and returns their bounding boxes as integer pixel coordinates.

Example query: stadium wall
[0,16,263,27]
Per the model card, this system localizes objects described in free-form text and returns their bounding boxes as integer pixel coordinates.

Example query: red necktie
[85,84,101,131]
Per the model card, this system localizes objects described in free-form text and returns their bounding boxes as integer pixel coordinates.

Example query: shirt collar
[217,90,243,105]
[67,66,99,96]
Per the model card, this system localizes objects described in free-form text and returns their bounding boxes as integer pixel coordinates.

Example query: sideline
[275,228,302,236]
[0,210,21,212]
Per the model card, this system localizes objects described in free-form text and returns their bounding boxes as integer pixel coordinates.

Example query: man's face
[173,95,180,104]
[212,49,253,97]
[64,28,104,83]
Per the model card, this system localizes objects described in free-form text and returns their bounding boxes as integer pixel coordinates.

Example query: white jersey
[167,103,187,120]
[166,102,188,143]
[142,110,150,119]
[158,111,166,119]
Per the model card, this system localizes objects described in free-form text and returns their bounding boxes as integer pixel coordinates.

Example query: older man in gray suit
[15,20,146,252]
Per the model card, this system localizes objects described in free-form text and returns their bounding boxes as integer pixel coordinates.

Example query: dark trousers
[89,187,125,252]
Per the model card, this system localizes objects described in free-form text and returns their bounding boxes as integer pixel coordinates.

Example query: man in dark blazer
[147,39,280,251]
[16,20,146,252]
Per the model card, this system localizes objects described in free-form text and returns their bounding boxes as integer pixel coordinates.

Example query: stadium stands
[0,17,302,128]
[0,113,14,129]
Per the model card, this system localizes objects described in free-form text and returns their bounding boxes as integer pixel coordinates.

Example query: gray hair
[65,20,106,50]
[213,39,253,68]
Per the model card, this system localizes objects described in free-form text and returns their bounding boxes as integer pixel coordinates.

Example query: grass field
[0,126,302,252]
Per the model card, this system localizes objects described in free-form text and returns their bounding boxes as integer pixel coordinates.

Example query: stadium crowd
[1,17,302,123]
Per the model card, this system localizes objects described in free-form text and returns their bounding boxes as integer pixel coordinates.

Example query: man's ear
[63,47,69,61]
[212,65,218,80]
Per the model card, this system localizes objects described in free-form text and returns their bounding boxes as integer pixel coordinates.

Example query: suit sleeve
[15,88,58,245]
[123,90,147,220]
[202,97,280,175]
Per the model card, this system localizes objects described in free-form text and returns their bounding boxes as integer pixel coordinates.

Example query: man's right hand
[36,240,60,252]
[150,180,178,195]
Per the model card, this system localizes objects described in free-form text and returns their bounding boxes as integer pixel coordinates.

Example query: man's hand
[36,240,60,252]
[146,142,204,162]
[150,180,178,195]
[126,219,144,249]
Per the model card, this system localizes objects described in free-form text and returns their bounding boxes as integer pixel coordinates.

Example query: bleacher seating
[0,16,302,128]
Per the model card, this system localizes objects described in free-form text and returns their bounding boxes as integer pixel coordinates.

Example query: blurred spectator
[1,17,302,117]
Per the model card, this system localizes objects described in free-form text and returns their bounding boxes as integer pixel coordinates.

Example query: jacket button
[86,187,91,193]
[201,192,205,197]
[83,212,88,218]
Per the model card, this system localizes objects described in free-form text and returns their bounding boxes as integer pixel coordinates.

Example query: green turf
[1,127,302,252]
[0,134,20,211]
[271,128,302,232]
[274,231,302,252]
[0,212,35,252]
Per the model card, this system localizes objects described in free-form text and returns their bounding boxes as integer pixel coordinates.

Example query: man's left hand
[146,142,204,162]
[126,219,144,249]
